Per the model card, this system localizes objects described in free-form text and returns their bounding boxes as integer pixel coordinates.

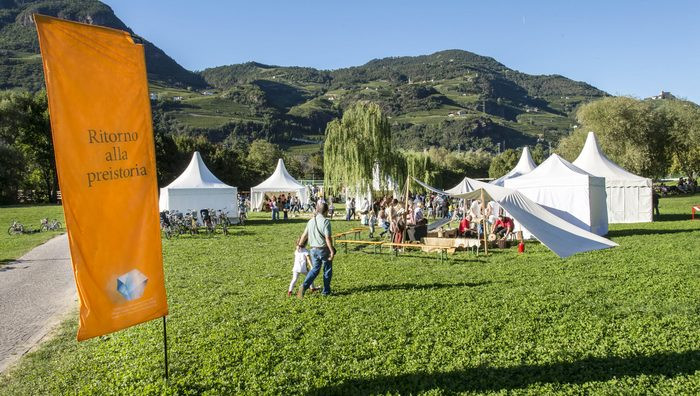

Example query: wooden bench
[334,227,367,240]
[336,239,385,254]
[382,242,452,261]
[692,205,700,220]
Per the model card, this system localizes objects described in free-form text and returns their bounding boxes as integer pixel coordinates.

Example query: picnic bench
[692,205,700,220]
[382,242,452,261]
[333,227,368,240]
[335,239,385,253]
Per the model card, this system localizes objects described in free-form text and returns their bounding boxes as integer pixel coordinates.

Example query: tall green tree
[558,97,671,178]
[323,102,399,195]
[488,149,519,178]
[662,100,700,179]
[0,91,57,202]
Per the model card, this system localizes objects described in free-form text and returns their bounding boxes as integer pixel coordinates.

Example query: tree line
[1,91,698,205]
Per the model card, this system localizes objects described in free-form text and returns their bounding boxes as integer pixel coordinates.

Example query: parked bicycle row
[159,207,245,238]
[7,218,62,235]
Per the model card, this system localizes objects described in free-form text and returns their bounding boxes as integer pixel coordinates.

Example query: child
[368,209,377,238]
[288,242,318,296]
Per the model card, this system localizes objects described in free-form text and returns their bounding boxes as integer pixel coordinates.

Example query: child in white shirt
[288,244,318,296]
[368,210,377,238]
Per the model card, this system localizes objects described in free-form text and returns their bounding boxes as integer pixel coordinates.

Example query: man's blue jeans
[304,247,332,295]
[271,208,279,220]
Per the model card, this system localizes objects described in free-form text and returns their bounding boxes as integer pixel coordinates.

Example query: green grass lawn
[0,204,65,263]
[1,196,699,394]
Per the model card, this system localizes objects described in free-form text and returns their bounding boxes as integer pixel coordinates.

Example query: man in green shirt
[297,202,335,297]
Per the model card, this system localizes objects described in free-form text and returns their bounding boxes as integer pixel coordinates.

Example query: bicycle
[8,220,24,235]
[40,218,62,232]
[217,210,230,235]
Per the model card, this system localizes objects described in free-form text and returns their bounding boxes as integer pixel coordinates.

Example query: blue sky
[104,0,700,103]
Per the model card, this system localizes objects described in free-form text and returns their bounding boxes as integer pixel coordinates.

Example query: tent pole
[481,189,488,255]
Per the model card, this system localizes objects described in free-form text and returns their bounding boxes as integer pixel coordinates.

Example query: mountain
[195,50,607,151]
[0,1,609,153]
[0,0,205,90]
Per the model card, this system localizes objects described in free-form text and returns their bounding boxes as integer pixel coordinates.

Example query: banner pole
[163,315,169,381]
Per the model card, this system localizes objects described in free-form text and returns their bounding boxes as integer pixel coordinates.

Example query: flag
[35,14,168,341]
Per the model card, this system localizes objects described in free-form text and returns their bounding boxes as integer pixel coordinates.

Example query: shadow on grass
[657,213,697,222]
[334,281,491,296]
[607,228,699,238]
[309,350,700,395]
[243,218,310,227]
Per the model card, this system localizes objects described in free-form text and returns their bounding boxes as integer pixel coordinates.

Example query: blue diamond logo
[116,269,148,301]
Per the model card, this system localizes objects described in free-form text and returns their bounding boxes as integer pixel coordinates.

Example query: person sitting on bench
[493,215,514,240]
[458,215,474,237]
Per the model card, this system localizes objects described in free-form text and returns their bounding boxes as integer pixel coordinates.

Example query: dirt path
[0,234,76,373]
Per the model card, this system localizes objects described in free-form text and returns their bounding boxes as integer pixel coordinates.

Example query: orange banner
[35,14,168,341]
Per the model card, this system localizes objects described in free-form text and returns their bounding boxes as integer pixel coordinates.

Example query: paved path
[0,234,76,373]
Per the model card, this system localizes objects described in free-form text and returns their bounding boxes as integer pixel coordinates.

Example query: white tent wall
[504,154,609,236]
[160,187,238,217]
[605,186,653,223]
[573,132,653,223]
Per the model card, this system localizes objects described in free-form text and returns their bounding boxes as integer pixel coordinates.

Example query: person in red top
[458,216,472,237]
[493,215,514,239]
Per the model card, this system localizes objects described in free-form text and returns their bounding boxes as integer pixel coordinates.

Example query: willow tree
[324,102,400,195]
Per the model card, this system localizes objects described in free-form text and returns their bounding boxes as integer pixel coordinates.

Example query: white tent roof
[415,177,618,258]
[164,151,234,189]
[573,132,651,187]
[491,147,537,186]
[252,158,306,191]
[509,153,604,187]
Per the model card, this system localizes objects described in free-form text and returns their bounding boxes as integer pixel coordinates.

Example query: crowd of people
[341,192,514,243]
[656,178,698,196]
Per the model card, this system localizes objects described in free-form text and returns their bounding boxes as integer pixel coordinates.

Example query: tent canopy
[573,131,652,223]
[164,151,232,189]
[251,158,309,210]
[504,154,608,235]
[159,151,238,217]
[415,177,618,258]
[574,131,651,187]
[491,147,537,186]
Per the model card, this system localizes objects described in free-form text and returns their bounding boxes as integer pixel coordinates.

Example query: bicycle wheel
[7,226,13,235]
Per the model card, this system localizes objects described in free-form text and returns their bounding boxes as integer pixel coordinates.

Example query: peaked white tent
[415,177,618,258]
[573,132,653,223]
[505,154,609,236]
[491,147,537,186]
[251,158,309,210]
[159,152,239,219]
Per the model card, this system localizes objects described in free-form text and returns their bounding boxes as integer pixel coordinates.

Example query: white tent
[491,147,537,186]
[573,132,653,223]
[159,152,239,219]
[415,177,618,258]
[504,154,609,236]
[251,158,309,210]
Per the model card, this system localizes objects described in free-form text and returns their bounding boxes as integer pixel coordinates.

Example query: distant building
[456,110,466,116]
[202,91,214,96]
[149,92,158,100]
[651,91,675,100]
[173,96,183,101]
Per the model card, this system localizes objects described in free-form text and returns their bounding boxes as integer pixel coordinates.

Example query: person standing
[297,202,335,297]
[270,196,279,221]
